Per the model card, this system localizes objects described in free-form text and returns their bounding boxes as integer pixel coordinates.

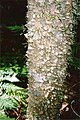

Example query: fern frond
[0,82,28,110]
[0,93,17,110]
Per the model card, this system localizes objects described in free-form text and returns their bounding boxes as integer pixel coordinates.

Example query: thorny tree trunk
[25,0,75,119]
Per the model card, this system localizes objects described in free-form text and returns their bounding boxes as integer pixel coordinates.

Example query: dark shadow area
[61,20,80,119]
[0,0,27,25]
[0,1,28,119]
[0,0,28,88]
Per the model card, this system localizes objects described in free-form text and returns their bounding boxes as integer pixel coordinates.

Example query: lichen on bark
[25,0,74,119]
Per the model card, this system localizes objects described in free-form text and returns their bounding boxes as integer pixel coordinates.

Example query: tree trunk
[25,0,74,119]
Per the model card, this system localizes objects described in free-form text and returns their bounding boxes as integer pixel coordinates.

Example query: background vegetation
[0,0,28,119]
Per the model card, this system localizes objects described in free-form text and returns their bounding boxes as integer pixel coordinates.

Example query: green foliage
[68,0,80,70]
[73,0,80,19]
[0,56,28,79]
[0,70,28,118]
[0,93,17,110]
[0,82,28,110]
[0,64,28,78]
[0,112,15,120]
[0,24,27,78]
[7,25,23,32]
[68,42,80,69]
[0,70,19,82]
[68,57,80,69]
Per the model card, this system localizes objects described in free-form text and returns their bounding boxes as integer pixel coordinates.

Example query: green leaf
[0,112,15,120]
[0,94,17,110]
[7,25,23,32]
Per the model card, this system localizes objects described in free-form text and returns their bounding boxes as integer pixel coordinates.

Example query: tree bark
[25,0,74,119]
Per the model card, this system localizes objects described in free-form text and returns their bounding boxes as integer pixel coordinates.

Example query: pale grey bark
[25,0,74,119]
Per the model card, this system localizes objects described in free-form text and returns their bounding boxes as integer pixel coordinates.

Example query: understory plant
[0,72,28,120]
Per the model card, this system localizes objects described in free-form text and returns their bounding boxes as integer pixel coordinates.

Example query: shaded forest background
[0,1,28,120]
[0,0,28,87]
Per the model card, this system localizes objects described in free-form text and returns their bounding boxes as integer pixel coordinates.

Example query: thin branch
[71,100,80,118]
